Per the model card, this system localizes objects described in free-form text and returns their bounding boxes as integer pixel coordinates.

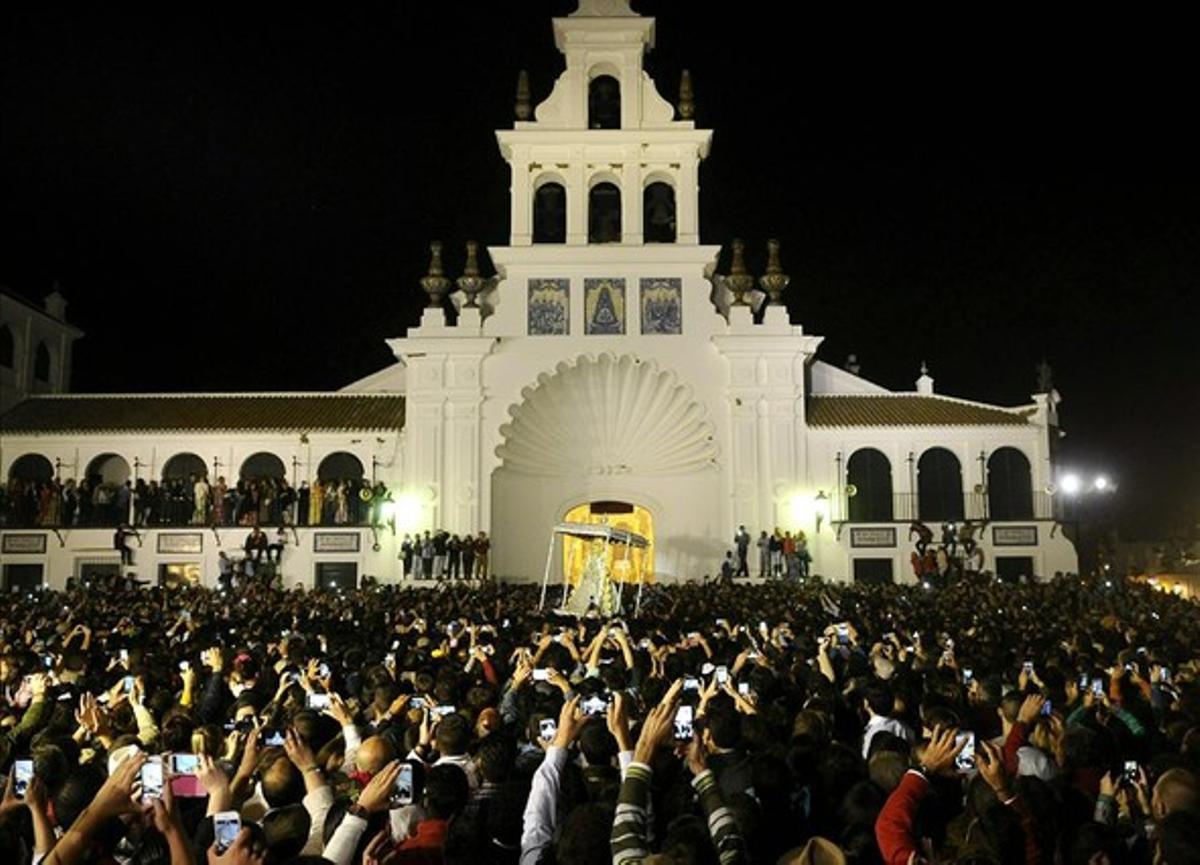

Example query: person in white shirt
[861,682,915,759]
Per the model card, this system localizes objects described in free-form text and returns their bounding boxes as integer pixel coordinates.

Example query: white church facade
[0,1,1076,591]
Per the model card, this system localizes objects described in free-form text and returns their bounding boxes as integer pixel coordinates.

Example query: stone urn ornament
[758,238,790,305]
[725,238,755,307]
[419,241,451,308]
[456,240,487,308]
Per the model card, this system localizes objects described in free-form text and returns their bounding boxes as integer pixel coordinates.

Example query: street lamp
[1060,473,1082,496]
[1093,475,1109,492]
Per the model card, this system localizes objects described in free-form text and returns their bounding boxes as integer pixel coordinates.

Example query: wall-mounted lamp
[814,490,829,533]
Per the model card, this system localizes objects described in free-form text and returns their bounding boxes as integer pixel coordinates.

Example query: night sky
[3,2,1197,537]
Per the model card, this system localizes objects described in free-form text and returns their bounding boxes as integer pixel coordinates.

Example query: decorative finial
[456,240,486,308]
[725,238,754,306]
[515,70,532,121]
[419,241,451,308]
[920,360,929,377]
[1036,359,1054,393]
[758,238,790,305]
[678,69,694,120]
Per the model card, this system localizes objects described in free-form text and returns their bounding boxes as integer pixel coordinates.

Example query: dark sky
[3,2,1197,537]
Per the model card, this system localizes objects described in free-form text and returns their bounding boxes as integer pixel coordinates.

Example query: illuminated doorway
[562,500,654,586]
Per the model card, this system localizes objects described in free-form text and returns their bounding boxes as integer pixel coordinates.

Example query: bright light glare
[393,493,424,532]
[1093,475,1109,491]
[1060,473,1082,495]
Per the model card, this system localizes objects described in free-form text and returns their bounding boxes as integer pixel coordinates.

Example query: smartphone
[306,693,332,711]
[120,649,129,664]
[682,676,701,692]
[214,811,241,854]
[13,759,33,798]
[1022,660,1034,675]
[1041,699,1053,716]
[737,681,751,696]
[581,694,610,716]
[318,662,331,679]
[954,732,976,773]
[1161,667,1171,683]
[432,705,456,719]
[1122,760,1138,784]
[538,718,558,741]
[1091,678,1104,696]
[124,675,135,693]
[141,756,165,801]
[391,762,415,806]
[178,660,190,672]
[532,668,550,682]
[673,704,695,740]
[715,665,729,685]
[42,655,54,669]
[260,728,286,747]
[1079,673,1089,688]
[837,624,850,646]
[171,753,200,775]
[962,668,974,683]
[409,696,426,710]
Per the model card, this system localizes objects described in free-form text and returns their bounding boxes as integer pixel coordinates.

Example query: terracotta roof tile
[0,394,405,434]
[808,395,1027,427]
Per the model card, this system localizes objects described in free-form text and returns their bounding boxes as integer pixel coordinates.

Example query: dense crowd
[1,573,1198,865]
[1,476,389,530]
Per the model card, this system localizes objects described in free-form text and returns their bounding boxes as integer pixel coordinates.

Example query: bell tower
[497,0,711,247]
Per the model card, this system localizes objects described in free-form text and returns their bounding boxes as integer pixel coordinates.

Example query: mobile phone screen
[171,753,200,775]
[214,811,241,853]
[124,676,135,693]
[737,681,750,696]
[673,705,694,740]
[14,760,33,798]
[532,668,550,681]
[1123,760,1138,783]
[538,718,558,741]
[715,665,729,685]
[954,733,976,773]
[581,695,609,716]
[682,676,700,691]
[1091,678,1104,696]
[392,763,414,805]
[260,728,286,747]
[306,693,331,711]
[141,758,164,801]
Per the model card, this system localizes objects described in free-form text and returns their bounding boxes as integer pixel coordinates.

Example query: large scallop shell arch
[496,353,718,477]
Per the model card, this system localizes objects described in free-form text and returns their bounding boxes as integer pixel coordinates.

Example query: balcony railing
[835,490,1056,524]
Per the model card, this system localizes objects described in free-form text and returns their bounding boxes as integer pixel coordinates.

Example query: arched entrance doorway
[561,500,654,586]
[491,353,720,582]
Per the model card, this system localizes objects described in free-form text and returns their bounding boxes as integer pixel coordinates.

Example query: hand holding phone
[214,811,241,853]
[140,756,165,802]
[391,762,415,806]
[13,759,34,798]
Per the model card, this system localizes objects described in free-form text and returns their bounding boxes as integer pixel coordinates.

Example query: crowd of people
[0,572,1198,865]
[400,532,491,582]
[0,475,390,530]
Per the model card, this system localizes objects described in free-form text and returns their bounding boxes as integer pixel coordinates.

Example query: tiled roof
[808,395,1028,427]
[0,394,405,434]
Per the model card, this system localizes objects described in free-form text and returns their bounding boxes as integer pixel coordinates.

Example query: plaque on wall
[527,278,569,335]
[584,278,625,335]
[2,534,47,554]
[314,532,361,553]
[640,277,682,334]
[157,533,204,555]
[850,527,896,548]
[993,526,1038,546]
